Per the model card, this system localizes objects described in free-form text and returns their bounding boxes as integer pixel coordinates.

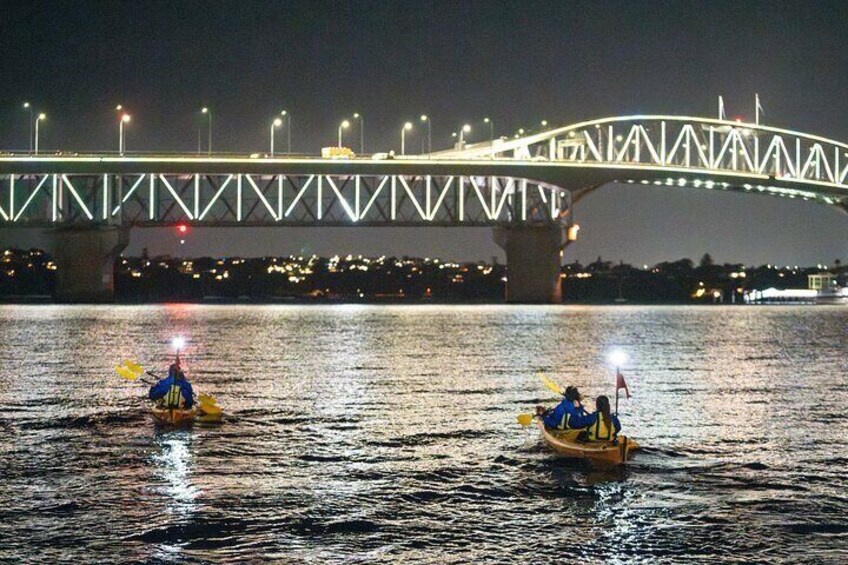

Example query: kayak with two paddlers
[521,365,639,466]
[536,421,637,466]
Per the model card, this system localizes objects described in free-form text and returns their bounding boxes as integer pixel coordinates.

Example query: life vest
[555,405,586,430]
[556,412,569,430]
[587,414,615,441]
[161,383,186,408]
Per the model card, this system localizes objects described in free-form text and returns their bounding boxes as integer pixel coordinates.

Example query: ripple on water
[0,304,846,563]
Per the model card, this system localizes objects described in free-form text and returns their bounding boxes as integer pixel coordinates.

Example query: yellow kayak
[150,406,197,426]
[537,420,635,465]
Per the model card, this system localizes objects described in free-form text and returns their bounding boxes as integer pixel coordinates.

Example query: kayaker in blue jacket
[585,395,621,441]
[149,363,195,409]
[536,386,596,430]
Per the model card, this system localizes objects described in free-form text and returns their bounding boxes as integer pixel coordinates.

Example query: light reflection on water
[0,304,846,563]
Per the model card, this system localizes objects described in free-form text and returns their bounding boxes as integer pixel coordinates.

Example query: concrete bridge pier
[493,224,566,304]
[51,226,129,302]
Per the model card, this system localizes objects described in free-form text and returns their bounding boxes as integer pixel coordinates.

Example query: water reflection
[0,305,846,562]
[152,431,198,510]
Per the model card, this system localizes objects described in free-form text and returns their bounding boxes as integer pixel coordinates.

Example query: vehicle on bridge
[321,146,356,159]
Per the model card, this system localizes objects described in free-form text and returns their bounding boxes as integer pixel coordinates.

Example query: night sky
[2,0,847,266]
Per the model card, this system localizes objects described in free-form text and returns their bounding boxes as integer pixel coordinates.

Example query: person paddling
[536,386,595,430]
[584,395,621,441]
[149,360,195,409]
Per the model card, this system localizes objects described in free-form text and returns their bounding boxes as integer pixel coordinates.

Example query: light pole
[281,110,291,154]
[459,124,471,147]
[34,113,46,155]
[420,115,431,156]
[483,117,493,143]
[22,102,33,153]
[119,114,131,155]
[401,122,413,155]
[338,119,350,148]
[270,117,282,156]
[484,117,495,159]
[353,112,364,153]
[201,107,211,155]
[540,120,548,129]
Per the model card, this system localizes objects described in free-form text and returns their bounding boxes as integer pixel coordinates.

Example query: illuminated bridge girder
[443,116,848,208]
[0,172,571,227]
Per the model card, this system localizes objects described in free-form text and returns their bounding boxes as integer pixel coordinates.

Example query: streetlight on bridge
[483,117,494,143]
[34,113,46,155]
[401,122,413,155]
[483,117,495,159]
[352,112,364,153]
[201,107,212,156]
[22,102,33,153]
[459,124,471,147]
[119,113,131,156]
[280,110,291,154]
[338,119,350,148]
[270,117,283,156]
[420,115,431,156]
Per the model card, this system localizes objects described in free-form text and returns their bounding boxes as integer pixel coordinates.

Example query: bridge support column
[493,225,564,304]
[51,226,129,303]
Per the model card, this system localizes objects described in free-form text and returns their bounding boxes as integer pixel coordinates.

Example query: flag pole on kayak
[608,349,630,415]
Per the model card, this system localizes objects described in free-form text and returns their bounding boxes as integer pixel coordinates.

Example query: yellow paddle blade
[517,413,535,426]
[123,360,144,375]
[538,373,565,396]
[116,365,140,381]
[198,400,222,416]
[198,393,217,405]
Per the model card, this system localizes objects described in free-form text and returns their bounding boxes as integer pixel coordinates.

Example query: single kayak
[537,420,635,465]
[151,406,197,425]
[151,405,223,426]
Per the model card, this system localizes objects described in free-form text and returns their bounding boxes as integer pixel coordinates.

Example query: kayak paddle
[116,360,223,415]
[517,413,535,426]
[197,394,222,415]
[538,372,565,396]
[115,361,154,384]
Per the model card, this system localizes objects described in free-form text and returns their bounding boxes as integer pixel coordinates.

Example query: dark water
[1,305,847,563]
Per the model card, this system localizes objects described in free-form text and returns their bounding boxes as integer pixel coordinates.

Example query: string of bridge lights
[15,94,769,158]
[15,101,555,157]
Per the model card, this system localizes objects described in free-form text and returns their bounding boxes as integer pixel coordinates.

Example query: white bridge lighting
[0,114,846,227]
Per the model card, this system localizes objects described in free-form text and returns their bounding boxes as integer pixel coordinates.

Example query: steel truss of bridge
[443,115,848,208]
[0,170,569,227]
[1,114,847,227]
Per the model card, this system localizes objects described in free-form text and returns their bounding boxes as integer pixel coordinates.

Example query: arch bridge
[1,115,845,301]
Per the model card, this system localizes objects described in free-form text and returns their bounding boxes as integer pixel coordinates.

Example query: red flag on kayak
[616,370,631,399]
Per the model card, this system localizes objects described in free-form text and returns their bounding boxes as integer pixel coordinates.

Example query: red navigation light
[177,224,188,234]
